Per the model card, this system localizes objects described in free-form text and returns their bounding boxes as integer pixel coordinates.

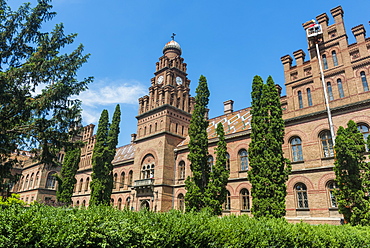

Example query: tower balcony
[133,178,154,189]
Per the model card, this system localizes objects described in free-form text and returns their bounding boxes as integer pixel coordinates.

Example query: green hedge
[0,205,369,248]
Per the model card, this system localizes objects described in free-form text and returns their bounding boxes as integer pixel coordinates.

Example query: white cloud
[81,108,100,124]
[78,79,146,107]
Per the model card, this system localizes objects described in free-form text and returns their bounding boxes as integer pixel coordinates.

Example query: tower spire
[171,33,176,41]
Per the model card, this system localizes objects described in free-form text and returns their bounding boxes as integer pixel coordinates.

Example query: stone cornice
[134,130,185,143]
[136,104,192,120]
[352,56,370,69]
[285,98,370,125]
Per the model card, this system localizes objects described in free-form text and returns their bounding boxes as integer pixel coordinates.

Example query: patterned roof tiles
[112,143,135,164]
[177,107,252,147]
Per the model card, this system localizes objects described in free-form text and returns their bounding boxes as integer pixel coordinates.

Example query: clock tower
[132,37,194,211]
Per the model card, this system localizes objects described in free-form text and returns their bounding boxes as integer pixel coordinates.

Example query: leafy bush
[0,205,369,247]
[0,194,25,207]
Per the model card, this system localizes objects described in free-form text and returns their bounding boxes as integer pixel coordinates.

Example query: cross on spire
[171,33,176,41]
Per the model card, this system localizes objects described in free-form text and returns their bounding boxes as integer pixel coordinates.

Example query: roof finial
[171,33,176,41]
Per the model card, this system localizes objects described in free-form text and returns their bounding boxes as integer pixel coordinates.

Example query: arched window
[125,197,131,209]
[141,154,155,179]
[357,124,370,151]
[46,172,56,189]
[225,190,231,210]
[322,54,328,69]
[361,71,369,92]
[140,200,150,210]
[290,137,303,162]
[178,193,185,212]
[298,90,303,109]
[128,171,133,186]
[111,198,114,206]
[141,165,154,179]
[320,131,334,157]
[82,200,86,207]
[150,165,154,178]
[78,178,83,192]
[337,79,344,98]
[240,189,250,211]
[25,175,29,190]
[35,172,39,188]
[117,198,122,210]
[29,173,34,189]
[225,153,230,171]
[332,51,338,66]
[327,82,334,101]
[327,181,338,208]
[207,155,214,170]
[178,161,185,179]
[120,172,125,189]
[239,149,248,171]
[85,177,90,191]
[113,173,118,189]
[295,183,309,208]
[76,200,80,207]
[18,177,23,191]
[306,88,312,106]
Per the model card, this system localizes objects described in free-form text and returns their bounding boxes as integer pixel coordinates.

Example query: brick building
[13,6,370,224]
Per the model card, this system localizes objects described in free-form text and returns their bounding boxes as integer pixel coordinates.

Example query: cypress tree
[334,120,370,225]
[56,146,81,205]
[90,105,121,206]
[105,104,121,200]
[205,122,229,215]
[185,75,210,212]
[248,75,291,218]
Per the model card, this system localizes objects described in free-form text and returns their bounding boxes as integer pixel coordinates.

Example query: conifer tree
[56,147,81,205]
[334,120,370,225]
[89,105,120,206]
[205,122,229,215]
[248,75,291,218]
[105,104,121,199]
[0,0,91,194]
[185,75,210,212]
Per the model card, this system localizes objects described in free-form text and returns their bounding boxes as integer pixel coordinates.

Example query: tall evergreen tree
[185,75,210,212]
[248,75,291,218]
[105,104,121,200]
[334,120,370,225]
[89,105,121,206]
[205,122,229,215]
[56,146,81,205]
[0,0,92,194]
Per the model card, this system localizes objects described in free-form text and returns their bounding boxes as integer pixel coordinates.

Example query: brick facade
[12,6,370,224]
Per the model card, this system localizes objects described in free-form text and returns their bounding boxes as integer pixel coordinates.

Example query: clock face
[176,76,182,84]
[157,75,164,84]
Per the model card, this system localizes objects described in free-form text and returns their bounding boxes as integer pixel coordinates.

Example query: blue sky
[10,0,370,147]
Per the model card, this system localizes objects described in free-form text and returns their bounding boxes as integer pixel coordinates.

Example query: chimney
[275,84,282,97]
[223,100,234,114]
[293,49,306,66]
[352,24,366,43]
[131,133,137,143]
[280,55,293,71]
[205,108,210,120]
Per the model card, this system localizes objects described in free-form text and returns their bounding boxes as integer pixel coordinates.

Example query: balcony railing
[133,178,154,188]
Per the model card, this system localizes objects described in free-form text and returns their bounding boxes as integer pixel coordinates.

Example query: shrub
[0,205,370,247]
